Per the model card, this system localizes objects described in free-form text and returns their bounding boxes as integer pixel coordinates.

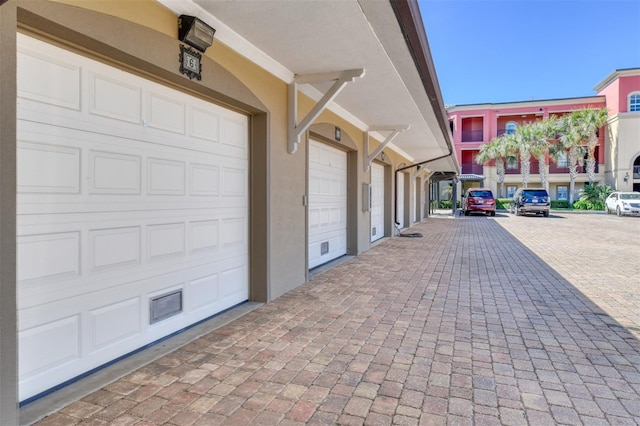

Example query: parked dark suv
[463,188,496,216]
[510,188,550,217]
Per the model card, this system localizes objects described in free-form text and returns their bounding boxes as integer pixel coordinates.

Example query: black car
[509,188,550,217]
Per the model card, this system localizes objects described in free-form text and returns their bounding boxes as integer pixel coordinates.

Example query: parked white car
[605,191,640,216]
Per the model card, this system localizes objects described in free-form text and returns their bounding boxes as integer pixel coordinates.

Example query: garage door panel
[19,315,80,379]
[90,151,142,195]
[89,297,141,352]
[17,34,249,401]
[188,273,219,313]
[17,48,81,111]
[190,106,220,142]
[147,158,186,196]
[18,142,81,194]
[17,148,246,216]
[17,231,81,283]
[147,223,186,261]
[147,92,186,135]
[89,226,141,271]
[190,164,220,196]
[18,211,247,308]
[89,72,141,124]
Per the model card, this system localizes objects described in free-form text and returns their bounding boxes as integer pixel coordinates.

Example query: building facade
[0,0,458,422]
[447,68,640,200]
[594,69,640,192]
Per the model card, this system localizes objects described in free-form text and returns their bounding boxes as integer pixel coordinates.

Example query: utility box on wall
[362,183,370,212]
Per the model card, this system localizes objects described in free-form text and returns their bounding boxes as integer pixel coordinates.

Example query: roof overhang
[593,68,640,93]
[157,0,459,173]
[447,96,606,113]
[457,174,485,182]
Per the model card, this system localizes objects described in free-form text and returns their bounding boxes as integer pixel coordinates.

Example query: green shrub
[580,183,613,204]
[571,200,589,210]
[438,200,460,209]
[496,198,510,210]
[551,200,569,209]
[571,200,605,211]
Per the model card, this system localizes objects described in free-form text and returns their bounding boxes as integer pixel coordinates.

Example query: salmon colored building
[447,68,640,201]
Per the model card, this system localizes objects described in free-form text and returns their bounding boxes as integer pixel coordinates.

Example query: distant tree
[514,124,534,188]
[527,118,556,189]
[475,134,517,197]
[552,118,586,206]
[570,107,608,184]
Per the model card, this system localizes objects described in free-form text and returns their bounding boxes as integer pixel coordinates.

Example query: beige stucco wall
[0,3,18,424]
[606,114,640,191]
[7,0,415,301]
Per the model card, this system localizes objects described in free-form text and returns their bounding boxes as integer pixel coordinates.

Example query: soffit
[158,0,458,172]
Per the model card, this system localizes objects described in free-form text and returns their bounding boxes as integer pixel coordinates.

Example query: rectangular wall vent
[372,227,377,236]
[320,241,329,255]
[150,290,183,324]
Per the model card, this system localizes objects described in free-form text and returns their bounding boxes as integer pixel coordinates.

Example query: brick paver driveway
[33,212,640,425]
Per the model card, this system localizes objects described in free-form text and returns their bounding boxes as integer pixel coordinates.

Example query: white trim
[627,91,640,113]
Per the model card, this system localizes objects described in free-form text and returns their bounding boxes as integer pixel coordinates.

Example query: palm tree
[552,118,586,206]
[514,123,534,188]
[570,107,608,184]
[475,135,517,198]
[528,118,556,189]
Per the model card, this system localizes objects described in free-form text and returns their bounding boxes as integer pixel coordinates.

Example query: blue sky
[419,0,640,106]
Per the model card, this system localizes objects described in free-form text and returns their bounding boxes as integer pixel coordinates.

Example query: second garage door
[16,34,249,401]
[308,140,347,269]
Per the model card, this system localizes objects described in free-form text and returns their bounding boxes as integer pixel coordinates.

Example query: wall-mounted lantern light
[335,126,341,142]
[178,15,215,52]
[624,172,629,183]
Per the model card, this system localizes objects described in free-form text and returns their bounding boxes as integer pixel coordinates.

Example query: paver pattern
[33,212,640,425]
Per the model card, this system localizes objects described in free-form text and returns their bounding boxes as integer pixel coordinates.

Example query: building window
[556,151,568,168]
[506,121,517,135]
[506,185,517,198]
[557,186,568,200]
[629,92,640,112]
[506,156,518,169]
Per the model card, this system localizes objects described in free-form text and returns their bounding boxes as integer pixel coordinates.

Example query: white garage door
[308,140,347,269]
[16,34,249,401]
[396,172,405,229]
[370,163,385,242]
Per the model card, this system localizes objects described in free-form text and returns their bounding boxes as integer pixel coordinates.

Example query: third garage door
[371,162,385,242]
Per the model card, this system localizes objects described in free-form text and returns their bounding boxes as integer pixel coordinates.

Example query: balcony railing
[504,163,540,174]
[461,129,483,142]
[461,164,484,175]
[549,164,598,174]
